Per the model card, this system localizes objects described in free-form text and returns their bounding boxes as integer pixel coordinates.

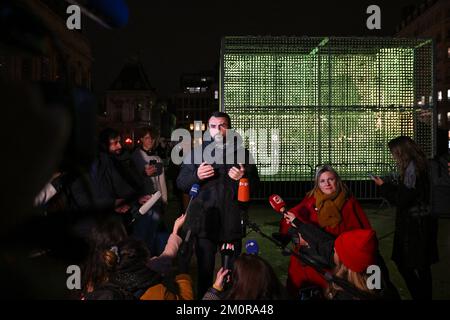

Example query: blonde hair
[307,165,348,198]
[325,262,373,300]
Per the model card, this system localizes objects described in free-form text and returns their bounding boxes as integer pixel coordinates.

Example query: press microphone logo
[66,5,81,30]
[66,265,81,290]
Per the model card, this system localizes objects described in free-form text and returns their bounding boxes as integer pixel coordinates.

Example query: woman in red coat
[279,165,372,298]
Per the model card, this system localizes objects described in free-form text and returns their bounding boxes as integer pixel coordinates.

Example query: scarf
[314,186,347,228]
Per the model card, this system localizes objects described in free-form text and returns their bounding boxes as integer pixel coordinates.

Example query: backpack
[430,154,450,217]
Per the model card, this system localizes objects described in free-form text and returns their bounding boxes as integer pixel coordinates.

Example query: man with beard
[91,128,157,249]
[176,111,259,297]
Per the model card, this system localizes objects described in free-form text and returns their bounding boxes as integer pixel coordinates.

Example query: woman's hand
[213,267,230,291]
[284,211,296,227]
[173,213,186,235]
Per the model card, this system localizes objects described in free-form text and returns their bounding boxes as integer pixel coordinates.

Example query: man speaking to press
[176,111,259,297]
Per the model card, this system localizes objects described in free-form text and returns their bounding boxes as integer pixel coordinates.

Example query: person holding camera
[132,127,168,205]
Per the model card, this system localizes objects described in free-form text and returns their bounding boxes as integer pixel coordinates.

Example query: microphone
[245,239,259,255]
[269,194,287,214]
[185,183,200,216]
[180,184,200,249]
[221,243,235,271]
[238,178,250,203]
[138,190,161,215]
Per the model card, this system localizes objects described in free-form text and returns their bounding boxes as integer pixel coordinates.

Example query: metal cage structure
[220,37,435,198]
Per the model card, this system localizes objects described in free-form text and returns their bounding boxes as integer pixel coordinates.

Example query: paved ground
[164,194,450,300]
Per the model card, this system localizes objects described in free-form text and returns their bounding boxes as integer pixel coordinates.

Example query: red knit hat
[334,229,377,273]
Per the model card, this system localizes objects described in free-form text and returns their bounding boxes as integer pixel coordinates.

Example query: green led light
[221,37,434,181]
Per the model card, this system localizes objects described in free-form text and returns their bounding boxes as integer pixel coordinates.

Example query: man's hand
[172,213,186,235]
[138,194,152,205]
[372,176,385,186]
[144,164,157,177]
[228,164,245,181]
[197,162,215,180]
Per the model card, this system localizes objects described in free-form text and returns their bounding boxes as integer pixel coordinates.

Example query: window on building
[438,91,442,101]
[438,113,442,126]
[448,47,450,58]
[447,112,450,122]
[448,89,450,100]
[214,90,219,100]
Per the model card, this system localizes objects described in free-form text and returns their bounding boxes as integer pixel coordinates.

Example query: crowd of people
[30,111,446,301]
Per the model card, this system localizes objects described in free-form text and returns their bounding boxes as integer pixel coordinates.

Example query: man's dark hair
[209,111,231,128]
[99,128,120,153]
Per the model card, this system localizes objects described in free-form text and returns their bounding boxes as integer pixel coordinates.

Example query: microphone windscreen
[245,239,259,255]
[269,194,286,213]
[238,178,250,202]
[189,183,200,198]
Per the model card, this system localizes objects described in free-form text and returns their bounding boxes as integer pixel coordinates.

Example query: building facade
[396,0,450,151]
[0,0,92,89]
[171,72,219,131]
[103,58,157,147]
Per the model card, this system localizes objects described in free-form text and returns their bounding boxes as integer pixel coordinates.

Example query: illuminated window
[214,90,219,100]
[448,47,450,58]
[438,91,442,101]
[447,112,450,122]
[448,89,450,100]
[438,113,442,126]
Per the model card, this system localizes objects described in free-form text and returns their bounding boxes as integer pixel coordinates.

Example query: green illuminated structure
[220,37,435,182]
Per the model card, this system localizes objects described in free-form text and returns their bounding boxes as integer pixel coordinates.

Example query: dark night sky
[84,0,426,99]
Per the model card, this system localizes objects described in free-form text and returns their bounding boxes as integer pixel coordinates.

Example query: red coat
[279,195,372,297]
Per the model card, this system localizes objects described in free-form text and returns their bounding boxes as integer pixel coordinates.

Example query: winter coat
[379,174,438,269]
[279,195,371,297]
[176,140,259,242]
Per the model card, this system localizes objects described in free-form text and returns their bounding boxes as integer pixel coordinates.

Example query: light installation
[220,37,434,181]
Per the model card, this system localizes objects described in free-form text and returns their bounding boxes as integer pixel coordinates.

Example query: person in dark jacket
[372,136,438,300]
[90,128,158,250]
[176,111,259,297]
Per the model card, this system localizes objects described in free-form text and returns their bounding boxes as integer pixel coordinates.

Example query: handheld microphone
[185,183,200,216]
[245,239,259,255]
[138,190,161,215]
[269,194,287,214]
[221,243,235,271]
[238,178,250,203]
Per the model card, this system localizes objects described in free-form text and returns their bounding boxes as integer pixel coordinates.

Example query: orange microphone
[238,178,250,203]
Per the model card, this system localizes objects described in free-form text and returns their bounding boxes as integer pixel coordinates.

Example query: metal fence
[252,162,397,200]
